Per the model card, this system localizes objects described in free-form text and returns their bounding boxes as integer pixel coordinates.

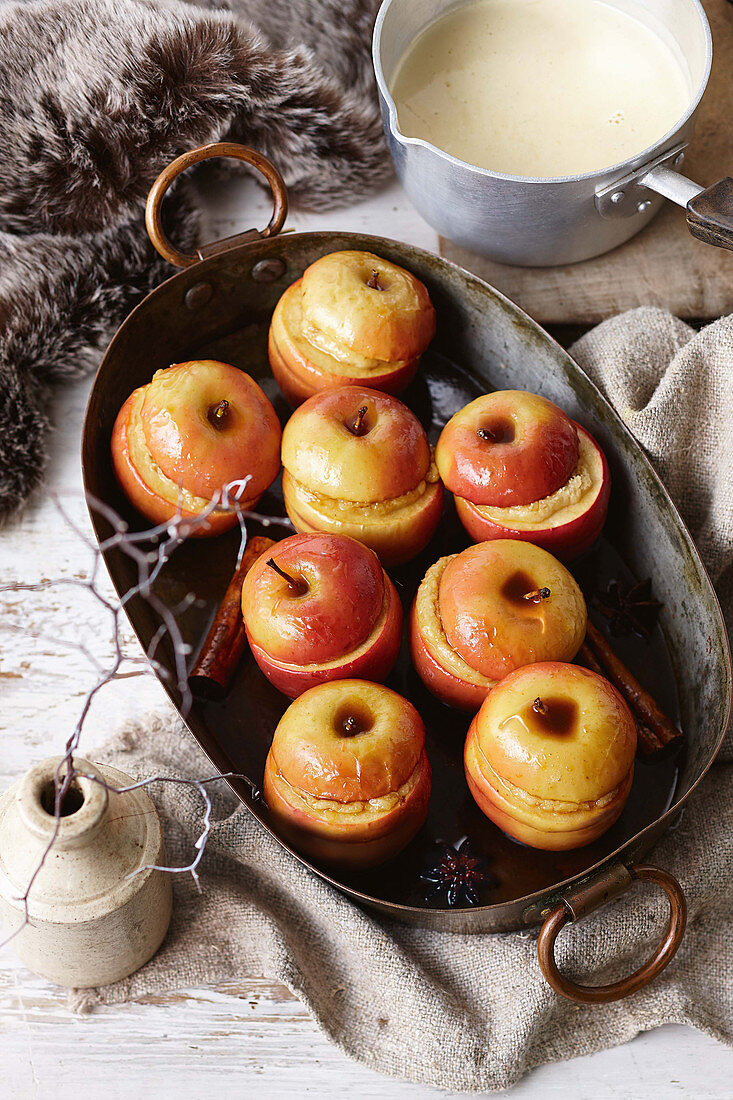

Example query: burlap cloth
[72,308,733,1092]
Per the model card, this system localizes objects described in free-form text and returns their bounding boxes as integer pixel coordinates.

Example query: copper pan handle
[145,142,288,268]
[537,864,686,1004]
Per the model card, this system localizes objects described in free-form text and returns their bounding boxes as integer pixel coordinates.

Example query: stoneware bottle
[0,755,172,988]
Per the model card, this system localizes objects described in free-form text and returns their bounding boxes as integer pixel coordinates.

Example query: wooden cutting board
[440,0,733,323]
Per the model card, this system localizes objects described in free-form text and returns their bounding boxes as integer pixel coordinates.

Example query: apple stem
[351,405,369,436]
[532,697,548,715]
[266,557,305,594]
[208,399,230,429]
[342,715,360,735]
[366,269,383,290]
[524,586,551,602]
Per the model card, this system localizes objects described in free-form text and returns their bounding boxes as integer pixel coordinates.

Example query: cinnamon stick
[188,535,274,700]
[583,622,683,756]
[577,642,666,756]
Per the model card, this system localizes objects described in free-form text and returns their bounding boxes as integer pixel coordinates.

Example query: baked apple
[269,251,435,405]
[410,539,587,711]
[241,533,402,697]
[263,680,432,867]
[111,359,281,535]
[436,390,610,559]
[281,386,443,566]
[464,662,637,850]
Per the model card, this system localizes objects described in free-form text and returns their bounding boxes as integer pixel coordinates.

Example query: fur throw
[0,0,389,514]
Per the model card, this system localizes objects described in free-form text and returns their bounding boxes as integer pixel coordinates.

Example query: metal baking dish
[82,144,731,1003]
[373,0,733,264]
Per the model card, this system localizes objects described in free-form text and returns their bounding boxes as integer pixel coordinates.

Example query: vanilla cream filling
[273,759,421,822]
[415,555,496,689]
[471,431,598,529]
[491,761,623,814]
[126,389,212,512]
[286,457,439,518]
[277,279,408,376]
[300,316,402,374]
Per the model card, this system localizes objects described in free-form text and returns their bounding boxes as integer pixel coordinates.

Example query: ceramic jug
[0,755,172,988]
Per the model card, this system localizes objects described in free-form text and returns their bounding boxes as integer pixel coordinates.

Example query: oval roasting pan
[81,145,731,1002]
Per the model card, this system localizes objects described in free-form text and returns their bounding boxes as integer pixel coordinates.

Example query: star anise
[420,837,495,907]
[594,575,662,639]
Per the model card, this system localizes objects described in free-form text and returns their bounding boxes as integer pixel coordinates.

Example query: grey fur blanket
[0,0,387,515]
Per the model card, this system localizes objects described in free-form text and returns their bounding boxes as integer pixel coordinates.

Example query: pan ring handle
[537,864,686,1004]
[145,142,288,268]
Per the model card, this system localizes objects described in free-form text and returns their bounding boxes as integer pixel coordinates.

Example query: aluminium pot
[373,0,733,264]
[81,144,732,1004]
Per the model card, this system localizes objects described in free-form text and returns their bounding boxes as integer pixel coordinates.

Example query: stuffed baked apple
[281,386,443,565]
[263,680,432,867]
[410,539,587,711]
[241,533,402,697]
[464,662,637,849]
[436,390,610,558]
[111,359,281,535]
[269,250,435,405]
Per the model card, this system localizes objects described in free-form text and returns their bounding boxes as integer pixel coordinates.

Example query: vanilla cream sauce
[390,0,691,177]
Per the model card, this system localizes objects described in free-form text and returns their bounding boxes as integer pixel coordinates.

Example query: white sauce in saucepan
[389,0,691,177]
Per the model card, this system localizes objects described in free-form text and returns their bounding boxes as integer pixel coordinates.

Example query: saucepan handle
[642,166,733,252]
[145,142,289,268]
[537,863,686,1004]
[684,179,733,251]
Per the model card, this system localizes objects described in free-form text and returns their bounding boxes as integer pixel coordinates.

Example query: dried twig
[0,481,291,949]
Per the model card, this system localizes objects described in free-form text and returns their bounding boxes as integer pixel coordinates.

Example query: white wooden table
[2,175,732,1099]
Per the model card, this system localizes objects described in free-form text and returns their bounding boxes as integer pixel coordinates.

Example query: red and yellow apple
[269,251,435,405]
[436,390,610,559]
[410,540,587,711]
[464,662,637,849]
[281,386,443,566]
[111,359,281,535]
[241,533,402,697]
[263,680,432,867]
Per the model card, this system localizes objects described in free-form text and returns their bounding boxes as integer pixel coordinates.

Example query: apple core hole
[501,569,547,607]
[477,417,515,445]
[334,702,374,737]
[40,779,85,818]
[527,696,578,738]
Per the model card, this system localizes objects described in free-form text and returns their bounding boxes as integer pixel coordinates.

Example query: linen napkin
[71,308,733,1092]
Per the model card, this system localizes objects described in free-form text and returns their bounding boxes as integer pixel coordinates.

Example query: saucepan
[82,144,731,1004]
[373,0,733,264]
